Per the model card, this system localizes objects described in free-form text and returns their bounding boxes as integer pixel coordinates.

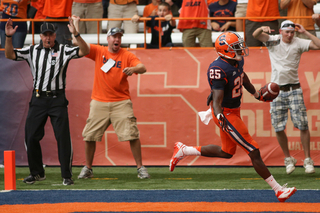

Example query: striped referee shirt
[14,41,80,92]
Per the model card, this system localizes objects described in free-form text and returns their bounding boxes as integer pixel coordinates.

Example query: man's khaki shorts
[82,99,140,142]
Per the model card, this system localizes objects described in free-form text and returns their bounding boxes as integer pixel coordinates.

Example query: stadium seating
[23,3,320,48]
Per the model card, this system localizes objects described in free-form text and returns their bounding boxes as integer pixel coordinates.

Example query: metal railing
[0,15,316,50]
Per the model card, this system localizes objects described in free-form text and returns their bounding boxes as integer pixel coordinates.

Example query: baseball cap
[40,22,55,34]
[107,27,124,37]
[280,20,295,31]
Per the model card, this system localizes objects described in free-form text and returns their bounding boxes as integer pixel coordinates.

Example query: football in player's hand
[258,82,280,102]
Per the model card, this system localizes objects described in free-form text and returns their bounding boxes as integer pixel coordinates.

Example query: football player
[169,31,297,202]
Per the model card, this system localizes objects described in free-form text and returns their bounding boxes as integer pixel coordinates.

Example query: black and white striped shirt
[14,42,80,92]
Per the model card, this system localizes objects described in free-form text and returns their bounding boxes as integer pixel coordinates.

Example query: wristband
[74,33,80,38]
[5,33,12,38]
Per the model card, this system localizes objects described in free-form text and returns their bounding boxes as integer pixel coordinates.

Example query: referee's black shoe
[63,178,74,186]
[23,174,46,184]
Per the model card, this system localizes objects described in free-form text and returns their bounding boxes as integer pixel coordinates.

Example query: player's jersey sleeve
[207,64,228,91]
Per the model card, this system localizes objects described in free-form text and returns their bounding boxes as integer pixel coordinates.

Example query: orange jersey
[285,0,316,30]
[1,0,30,18]
[246,0,279,22]
[178,0,211,31]
[41,0,73,18]
[86,44,142,102]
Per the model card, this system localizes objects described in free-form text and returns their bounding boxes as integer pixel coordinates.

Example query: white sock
[183,146,201,156]
[265,175,282,193]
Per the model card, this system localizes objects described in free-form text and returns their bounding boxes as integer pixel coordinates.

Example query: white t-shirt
[265,35,311,86]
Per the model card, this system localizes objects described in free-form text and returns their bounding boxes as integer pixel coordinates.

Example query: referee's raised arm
[4,18,17,60]
[67,17,90,57]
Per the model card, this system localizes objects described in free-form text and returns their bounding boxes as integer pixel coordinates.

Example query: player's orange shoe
[169,142,186,172]
[276,184,297,202]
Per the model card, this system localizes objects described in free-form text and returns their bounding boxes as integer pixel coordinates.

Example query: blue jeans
[0,29,27,48]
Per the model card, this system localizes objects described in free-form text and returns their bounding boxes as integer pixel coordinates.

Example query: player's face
[157,6,170,17]
[280,29,295,43]
[233,44,244,61]
[40,32,56,48]
[107,33,122,53]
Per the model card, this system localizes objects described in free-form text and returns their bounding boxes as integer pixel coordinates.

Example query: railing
[0,16,318,50]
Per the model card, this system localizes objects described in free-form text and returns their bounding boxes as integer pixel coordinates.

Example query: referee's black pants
[25,93,73,179]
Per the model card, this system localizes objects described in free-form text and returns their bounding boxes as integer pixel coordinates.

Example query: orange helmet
[215,32,249,60]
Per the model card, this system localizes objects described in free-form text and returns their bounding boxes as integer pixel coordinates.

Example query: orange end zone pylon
[4,150,16,190]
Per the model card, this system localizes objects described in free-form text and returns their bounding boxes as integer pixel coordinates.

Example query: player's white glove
[217,113,231,132]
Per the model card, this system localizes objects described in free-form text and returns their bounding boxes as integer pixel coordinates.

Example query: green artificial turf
[0,166,318,190]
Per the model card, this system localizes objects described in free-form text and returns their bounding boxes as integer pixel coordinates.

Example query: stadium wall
[0,49,319,167]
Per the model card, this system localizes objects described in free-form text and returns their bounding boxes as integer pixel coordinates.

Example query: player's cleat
[284,157,297,174]
[78,166,94,179]
[63,178,74,186]
[276,183,297,202]
[304,158,315,174]
[169,142,186,172]
[23,174,46,184]
[137,166,150,179]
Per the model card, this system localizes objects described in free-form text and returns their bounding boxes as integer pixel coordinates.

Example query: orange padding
[1,202,320,212]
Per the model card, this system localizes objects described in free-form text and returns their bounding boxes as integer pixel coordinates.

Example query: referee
[4,17,89,185]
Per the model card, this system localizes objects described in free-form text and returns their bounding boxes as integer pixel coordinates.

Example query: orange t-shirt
[31,1,45,19]
[42,0,73,18]
[285,0,316,30]
[246,0,279,22]
[1,0,30,18]
[143,3,158,17]
[178,0,211,31]
[86,44,142,102]
[73,0,102,3]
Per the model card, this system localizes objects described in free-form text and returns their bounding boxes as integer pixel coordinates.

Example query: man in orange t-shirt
[78,27,150,180]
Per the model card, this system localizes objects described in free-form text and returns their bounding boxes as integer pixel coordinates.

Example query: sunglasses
[281,23,295,29]
[109,28,124,34]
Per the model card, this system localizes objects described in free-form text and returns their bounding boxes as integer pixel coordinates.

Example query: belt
[279,83,300,92]
[34,90,65,97]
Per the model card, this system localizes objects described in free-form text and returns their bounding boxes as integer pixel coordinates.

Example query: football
[259,82,280,101]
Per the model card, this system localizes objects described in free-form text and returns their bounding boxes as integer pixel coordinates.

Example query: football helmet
[215,31,249,60]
